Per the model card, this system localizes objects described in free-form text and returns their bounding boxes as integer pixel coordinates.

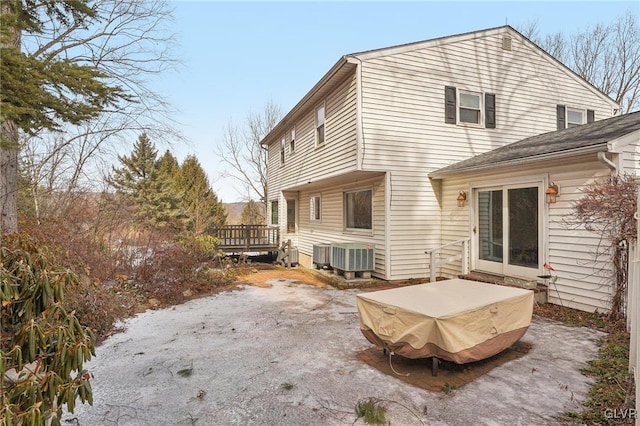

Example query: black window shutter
[556,105,566,130]
[445,86,457,124]
[485,93,496,128]
[587,109,595,123]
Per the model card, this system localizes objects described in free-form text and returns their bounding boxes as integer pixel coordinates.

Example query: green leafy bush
[1,234,96,426]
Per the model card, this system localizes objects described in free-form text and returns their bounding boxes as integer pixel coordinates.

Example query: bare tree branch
[217,100,283,214]
[17,0,181,219]
[517,10,640,113]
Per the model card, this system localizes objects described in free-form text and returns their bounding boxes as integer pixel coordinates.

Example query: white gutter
[429,144,606,179]
[597,152,618,176]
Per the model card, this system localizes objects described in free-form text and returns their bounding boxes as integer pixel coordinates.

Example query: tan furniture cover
[356,279,533,364]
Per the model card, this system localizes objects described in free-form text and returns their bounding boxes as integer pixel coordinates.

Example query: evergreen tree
[176,156,227,234]
[153,150,184,230]
[1,1,126,234]
[157,150,180,183]
[109,133,158,196]
[107,133,162,228]
[240,200,265,225]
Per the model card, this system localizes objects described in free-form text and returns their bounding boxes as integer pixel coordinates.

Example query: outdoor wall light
[545,182,559,204]
[457,191,467,207]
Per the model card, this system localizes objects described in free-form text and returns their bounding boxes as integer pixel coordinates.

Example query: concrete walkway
[62,280,604,425]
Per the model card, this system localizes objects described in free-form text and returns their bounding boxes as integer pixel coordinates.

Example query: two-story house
[262,25,639,313]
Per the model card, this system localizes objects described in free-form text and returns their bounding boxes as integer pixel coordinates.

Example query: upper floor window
[316,104,325,146]
[344,188,372,230]
[270,200,279,225]
[445,86,495,128]
[567,108,585,128]
[280,137,285,165]
[459,91,481,124]
[310,194,321,222]
[556,105,594,130]
[290,127,296,153]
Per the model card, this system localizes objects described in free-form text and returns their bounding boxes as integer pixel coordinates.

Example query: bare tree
[6,0,180,229]
[566,174,637,319]
[218,100,283,216]
[240,199,265,225]
[518,10,640,113]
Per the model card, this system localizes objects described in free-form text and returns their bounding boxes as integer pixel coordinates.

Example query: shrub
[133,234,234,305]
[1,234,96,425]
[20,217,134,342]
[355,398,387,425]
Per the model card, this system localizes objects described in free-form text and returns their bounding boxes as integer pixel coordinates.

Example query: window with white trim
[556,105,594,130]
[344,188,372,230]
[566,107,585,128]
[315,104,325,146]
[270,200,279,225]
[310,194,321,222]
[445,86,495,128]
[290,127,295,153]
[459,91,482,124]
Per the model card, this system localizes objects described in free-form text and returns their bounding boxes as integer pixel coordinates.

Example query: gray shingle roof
[430,111,640,178]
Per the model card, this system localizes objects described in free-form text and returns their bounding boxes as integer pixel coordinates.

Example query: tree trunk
[0,129,19,236]
[0,2,20,236]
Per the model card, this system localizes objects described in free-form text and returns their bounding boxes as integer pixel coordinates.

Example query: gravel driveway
[62,279,604,425]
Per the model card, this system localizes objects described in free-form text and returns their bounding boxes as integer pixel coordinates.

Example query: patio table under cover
[356,279,534,364]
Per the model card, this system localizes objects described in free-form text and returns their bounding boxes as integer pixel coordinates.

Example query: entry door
[475,185,541,278]
[286,199,296,234]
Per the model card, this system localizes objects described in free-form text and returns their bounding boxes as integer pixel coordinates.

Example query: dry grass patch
[236,268,328,288]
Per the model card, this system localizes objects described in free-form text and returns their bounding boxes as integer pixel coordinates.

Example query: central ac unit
[330,243,375,272]
[312,243,331,267]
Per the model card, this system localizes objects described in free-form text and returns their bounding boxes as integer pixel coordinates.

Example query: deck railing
[210,225,280,252]
[425,238,470,282]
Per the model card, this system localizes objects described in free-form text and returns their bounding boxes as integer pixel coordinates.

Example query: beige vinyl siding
[270,72,358,192]
[266,71,358,237]
[438,176,472,279]
[266,26,619,285]
[294,175,387,278]
[359,31,614,172]
[438,158,617,313]
[356,28,614,282]
[547,165,615,312]
[266,139,283,236]
[621,137,640,174]
[386,171,441,280]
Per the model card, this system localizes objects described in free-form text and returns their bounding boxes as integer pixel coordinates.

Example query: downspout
[597,152,618,176]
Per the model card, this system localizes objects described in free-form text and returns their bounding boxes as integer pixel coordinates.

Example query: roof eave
[429,144,607,179]
[261,57,355,146]
[608,129,640,153]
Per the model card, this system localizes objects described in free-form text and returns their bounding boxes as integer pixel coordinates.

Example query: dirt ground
[61,271,606,425]
[237,268,328,289]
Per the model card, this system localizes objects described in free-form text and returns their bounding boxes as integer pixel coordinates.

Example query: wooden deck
[210,225,280,253]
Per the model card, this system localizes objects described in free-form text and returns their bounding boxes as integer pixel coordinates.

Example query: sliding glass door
[475,184,541,278]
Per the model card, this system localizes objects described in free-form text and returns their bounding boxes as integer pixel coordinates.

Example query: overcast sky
[157,1,638,202]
